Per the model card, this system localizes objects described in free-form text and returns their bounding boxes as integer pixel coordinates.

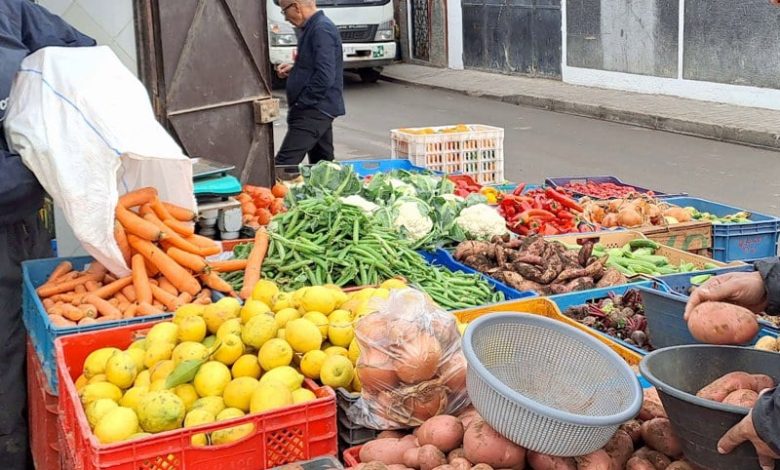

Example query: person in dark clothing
[0,2,94,468]
[685,263,780,470]
[274,0,345,170]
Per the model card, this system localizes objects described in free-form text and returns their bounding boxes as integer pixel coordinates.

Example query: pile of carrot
[38,187,263,328]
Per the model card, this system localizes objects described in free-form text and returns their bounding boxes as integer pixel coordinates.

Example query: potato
[722,389,759,408]
[526,451,577,470]
[752,374,776,392]
[641,419,682,458]
[574,449,612,470]
[433,466,455,470]
[471,465,494,470]
[388,465,411,470]
[604,430,634,469]
[619,420,643,444]
[634,447,672,470]
[361,463,390,470]
[463,420,526,469]
[405,448,422,469]
[696,371,774,402]
[362,437,420,465]
[418,415,465,452]
[639,388,667,421]
[625,457,656,470]
[687,302,759,345]
[450,458,472,470]
[755,336,779,352]
[415,445,448,470]
[448,449,467,463]
[459,409,480,430]
[379,431,408,440]
[666,462,694,470]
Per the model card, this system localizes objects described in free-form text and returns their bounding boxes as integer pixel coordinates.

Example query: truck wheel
[358,68,382,83]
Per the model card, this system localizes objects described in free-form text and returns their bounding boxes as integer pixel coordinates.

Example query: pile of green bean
[221,197,504,309]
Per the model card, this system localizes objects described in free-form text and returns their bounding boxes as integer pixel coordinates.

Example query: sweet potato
[404,445,447,470]
[418,416,465,452]
[625,457,656,470]
[641,419,682,458]
[459,409,480,430]
[463,420,526,470]
[388,466,411,470]
[362,437,420,465]
[357,463,390,470]
[722,389,759,408]
[526,451,576,470]
[687,302,759,345]
[666,462,694,470]
[620,420,643,444]
[574,449,612,470]
[633,447,672,470]
[604,430,634,469]
[470,466,494,470]
[448,449,466,463]
[450,458,472,470]
[379,431,407,440]
[639,388,667,420]
[432,466,455,470]
[696,372,775,402]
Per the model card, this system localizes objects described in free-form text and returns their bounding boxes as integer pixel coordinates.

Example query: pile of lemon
[74,278,406,445]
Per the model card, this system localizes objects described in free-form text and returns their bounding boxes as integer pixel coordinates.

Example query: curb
[380,75,780,151]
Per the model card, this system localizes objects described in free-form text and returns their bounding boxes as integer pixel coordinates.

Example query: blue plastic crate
[647,265,755,297]
[544,176,686,199]
[550,282,670,356]
[664,197,780,262]
[417,249,537,302]
[339,158,428,177]
[22,257,172,393]
[636,285,778,349]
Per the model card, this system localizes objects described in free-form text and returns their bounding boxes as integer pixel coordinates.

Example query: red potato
[665,462,694,470]
[450,458,472,470]
[641,419,682,458]
[625,457,656,470]
[404,445,447,470]
[448,449,466,463]
[696,372,775,402]
[458,408,480,430]
[574,449,612,470]
[463,420,526,470]
[640,388,667,421]
[633,447,672,470]
[604,430,634,469]
[418,415,465,453]
[526,451,577,470]
[362,437,420,465]
[686,302,759,345]
[620,420,643,444]
[722,389,759,408]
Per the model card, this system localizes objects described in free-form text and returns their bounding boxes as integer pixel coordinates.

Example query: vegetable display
[498,187,598,236]
[563,289,651,351]
[602,240,719,277]
[237,184,287,229]
[556,181,657,199]
[580,197,694,229]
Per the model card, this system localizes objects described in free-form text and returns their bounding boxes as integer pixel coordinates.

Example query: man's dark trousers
[275,107,334,166]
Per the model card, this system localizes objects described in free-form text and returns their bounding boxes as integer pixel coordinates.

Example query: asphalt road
[273,78,780,215]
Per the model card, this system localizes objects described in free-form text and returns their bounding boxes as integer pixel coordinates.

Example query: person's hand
[718,408,779,470]
[276,63,293,79]
[684,271,767,320]
[771,0,780,6]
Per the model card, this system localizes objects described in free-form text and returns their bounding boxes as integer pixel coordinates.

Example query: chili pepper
[557,210,575,220]
[527,219,543,231]
[515,224,530,235]
[520,202,533,212]
[545,187,584,212]
[533,195,545,209]
[519,209,556,224]
[512,183,527,196]
[547,200,562,212]
[540,224,560,235]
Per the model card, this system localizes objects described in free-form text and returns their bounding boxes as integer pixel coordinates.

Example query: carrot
[61,305,86,322]
[137,302,163,316]
[74,284,86,295]
[84,280,101,292]
[148,278,159,286]
[151,284,182,312]
[138,203,154,218]
[119,187,158,208]
[70,294,86,306]
[163,218,195,237]
[42,298,55,310]
[142,212,202,255]
[91,276,133,300]
[96,315,121,323]
[49,315,76,328]
[104,274,117,283]
[131,254,153,305]
[150,198,174,222]
[47,303,66,316]
[87,262,108,278]
[186,234,220,249]
[127,234,201,296]
[158,277,179,296]
[153,300,165,311]
[37,274,101,298]
[84,294,122,318]
[209,259,248,273]
[166,247,207,273]
[144,258,160,277]
[123,303,138,319]
[162,202,196,221]
[78,304,98,319]
[239,229,269,300]
[177,292,193,305]
[201,272,234,294]
[116,204,164,242]
[115,293,129,304]
[121,285,137,303]
[108,298,120,307]
[48,261,73,283]
[118,301,131,312]
[78,317,98,326]
[193,295,212,305]
[114,220,132,266]
[54,272,79,284]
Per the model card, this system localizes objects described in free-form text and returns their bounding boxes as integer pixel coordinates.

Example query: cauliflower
[455,204,508,240]
[441,193,464,203]
[340,195,380,214]
[389,178,417,197]
[392,200,434,241]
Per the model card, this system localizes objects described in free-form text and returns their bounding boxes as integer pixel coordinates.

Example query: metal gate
[462,0,561,78]
[135,0,276,186]
[410,0,432,61]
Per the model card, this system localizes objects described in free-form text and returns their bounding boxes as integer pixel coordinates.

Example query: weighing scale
[191,158,244,240]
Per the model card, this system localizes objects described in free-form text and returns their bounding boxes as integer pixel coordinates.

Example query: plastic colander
[462,312,643,457]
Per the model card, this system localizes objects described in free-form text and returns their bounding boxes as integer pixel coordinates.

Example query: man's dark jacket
[753,258,780,454]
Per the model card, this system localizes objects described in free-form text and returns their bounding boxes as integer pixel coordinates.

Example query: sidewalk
[381,64,780,151]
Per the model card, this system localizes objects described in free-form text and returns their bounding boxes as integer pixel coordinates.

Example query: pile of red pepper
[449,175,482,197]
[498,185,599,236]
[557,181,655,199]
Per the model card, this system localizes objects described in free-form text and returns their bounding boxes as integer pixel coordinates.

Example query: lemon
[203,301,238,334]
[300,350,327,380]
[86,398,119,429]
[178,315,207,343]
[144,342,175,369]
[351,371,362,392]
[372,288,391,299]
[303,312,329,338]
[231,354,262,379]
[328,322,354,348]
[173,303,206,325]
[146,322,179,345]
[251,280,280,306]
[292,388,317,404]
[301,286,336,315]
[80,382,123,405]
[212,334,244,365]
[250,381,293,414]
[324,346,349,358]
[353,303,377,320]
[191,396,225,417]
[125,348,146,372]
[149,379,169,391]
[274,308,301,328]
[94,407,138,444]
[324,286,348,308]
[75,374,88,392]
[105,351,138,389]
[353,288,375,302]
[458,322,468,336]
[240,300,272,324]
[291,288,308,308]
[83,348,121,379]
[211,408,254,445]
[272,293,294,312]
[285,319,322,353]
[216,318,242,340]
[277,329,286,340]
[172,342,209,365]
[128,432,152,440]
[216,297,242,318]
[348,339,360,365]
[328,309,352,324]
[258,339,293,371]
[259,366,303,391]
[137,391,186,433]
[184,409,215,447]
[120,386,148,412]
[88,374,107,384]
[134,370,151,388]
[222,377,260,412]
[381,278,407,290]
[202,335,217,348]
[241,314,277,349]
[150,360,176,382]
[320,355,354,389]
[174,384,199,411]
[128,339,147,351]
[194,361,232,397]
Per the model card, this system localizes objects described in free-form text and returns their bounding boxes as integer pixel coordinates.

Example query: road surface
[273,78,780,216]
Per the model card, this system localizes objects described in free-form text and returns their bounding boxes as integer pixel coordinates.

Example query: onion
[608,199,625,212]
[356,315,389,343]
[602,213,619,228]
[359,349,400,392]
[440,353,467,392]
[403,386,448,424]
[617,209,643,227]
[394,333,442,384]
[663,207,692,223]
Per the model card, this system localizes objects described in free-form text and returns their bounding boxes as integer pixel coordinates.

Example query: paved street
[274,78,780,215]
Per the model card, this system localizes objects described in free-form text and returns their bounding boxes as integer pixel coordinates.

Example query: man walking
[275,0,345,169]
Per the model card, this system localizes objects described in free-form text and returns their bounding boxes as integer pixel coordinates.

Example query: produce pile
[580,197,694,229]
[498,187,599,236]
[696,371,776,408]
[448,175,500,204]
[601,240,719,277]
[690,208,752,224]
[563,289,651,351]
[452,236,628,295]
[237,184,288,229]
[555,181,657,199]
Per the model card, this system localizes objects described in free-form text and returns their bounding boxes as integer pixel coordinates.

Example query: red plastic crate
[343,446,361,467]
[55,320,338,470]
[27,339,60,470]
